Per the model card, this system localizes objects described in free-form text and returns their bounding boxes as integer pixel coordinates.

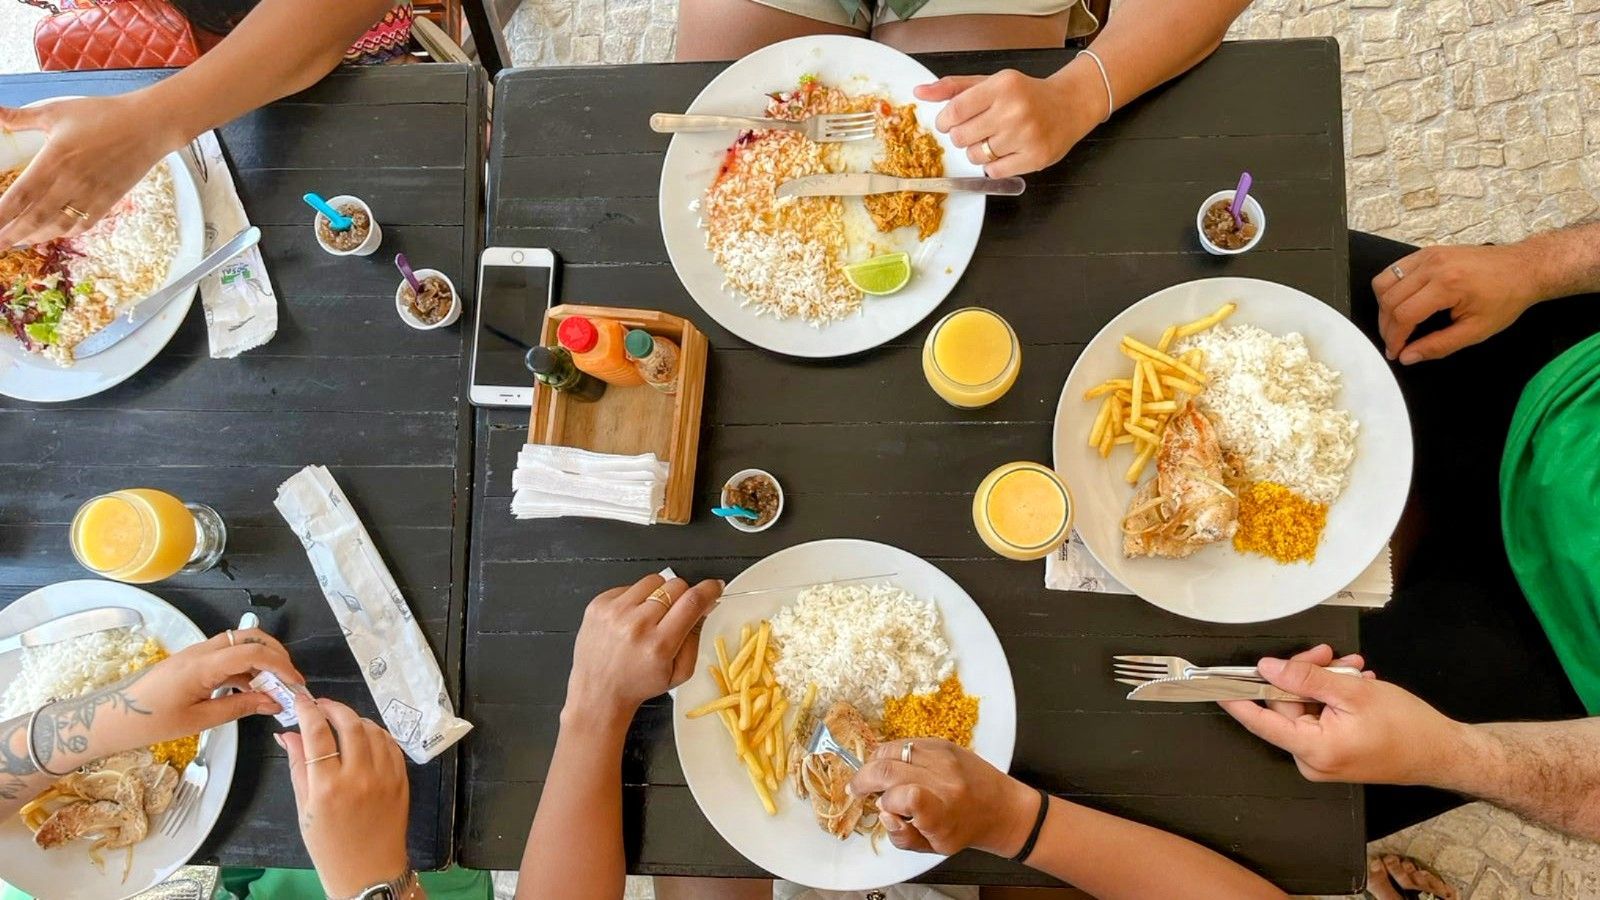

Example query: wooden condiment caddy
[528,304,707,525]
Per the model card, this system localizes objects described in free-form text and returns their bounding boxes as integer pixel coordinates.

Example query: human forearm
[1515,222,1600,304]
[0,673,161,816]
[1025,797,1285,900]
[132,0,394,147]
[514,703,631,900]
[1435,719,1600,841]
[1055,0,1254,122]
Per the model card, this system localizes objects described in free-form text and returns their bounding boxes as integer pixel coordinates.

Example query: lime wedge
[844,252,912,296]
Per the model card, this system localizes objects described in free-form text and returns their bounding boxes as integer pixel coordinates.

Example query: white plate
[1051,277,1412,624]
[659,35,984,358]
[673,539,1016,891]
[0,123,205,403]
[0,580,238,900]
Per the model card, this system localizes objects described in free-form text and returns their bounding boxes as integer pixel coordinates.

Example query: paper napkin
[1044,529,1394,608]
[274,465,472,764]
[179,132,277,358]
[511,444,669,525]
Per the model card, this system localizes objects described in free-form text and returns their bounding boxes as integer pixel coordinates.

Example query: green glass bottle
[525,346,606,402]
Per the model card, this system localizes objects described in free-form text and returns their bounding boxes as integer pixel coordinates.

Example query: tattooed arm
[0,627,304,817]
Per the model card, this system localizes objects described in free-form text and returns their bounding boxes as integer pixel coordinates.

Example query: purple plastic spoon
[1228,171,1253,230]
[394,252,424,294]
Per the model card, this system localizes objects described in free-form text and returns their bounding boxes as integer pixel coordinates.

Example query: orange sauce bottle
[557,315,644,386]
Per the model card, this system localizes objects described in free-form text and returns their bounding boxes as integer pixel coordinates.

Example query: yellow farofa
[881,675,978,747]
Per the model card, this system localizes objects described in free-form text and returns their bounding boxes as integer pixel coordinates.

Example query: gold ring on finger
[646,587,674,611]
[981,139,998,163]
[305,751,340,765]
[225,629,236,647]
[60,203,89,221]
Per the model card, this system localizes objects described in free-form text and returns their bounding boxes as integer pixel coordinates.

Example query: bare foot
[1366,854,1459,900]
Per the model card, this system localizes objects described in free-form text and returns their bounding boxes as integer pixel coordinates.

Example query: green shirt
[1501,330,1600,714]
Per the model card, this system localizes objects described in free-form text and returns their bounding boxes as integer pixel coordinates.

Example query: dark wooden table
[462,40,1364,894]
[0,64,483,871]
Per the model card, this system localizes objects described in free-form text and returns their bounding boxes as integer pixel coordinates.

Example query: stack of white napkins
[511,444,668,525]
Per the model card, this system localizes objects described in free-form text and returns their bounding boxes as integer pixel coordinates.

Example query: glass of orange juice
[973,462,1073,561]
[69,489,226,584]
[922,307,1021,408]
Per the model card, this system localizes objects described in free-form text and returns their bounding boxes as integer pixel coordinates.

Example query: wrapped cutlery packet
[182,131,278,357]
[275,465,472,763]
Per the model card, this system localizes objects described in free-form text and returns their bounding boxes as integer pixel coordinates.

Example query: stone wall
[1227,0,1598,246]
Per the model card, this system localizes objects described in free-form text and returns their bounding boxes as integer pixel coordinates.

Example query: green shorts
[749,0,1098,36]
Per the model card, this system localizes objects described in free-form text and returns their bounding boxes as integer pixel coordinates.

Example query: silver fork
[164,611,257,837]
[804,720,863,772]
[161,727,209,837]
[649,111,877,143]
[1113,654,1361,684]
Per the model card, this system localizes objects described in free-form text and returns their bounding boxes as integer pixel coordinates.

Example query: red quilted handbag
[28,0,201,72]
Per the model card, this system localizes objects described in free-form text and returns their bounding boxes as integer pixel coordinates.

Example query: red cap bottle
[557,316,599,353]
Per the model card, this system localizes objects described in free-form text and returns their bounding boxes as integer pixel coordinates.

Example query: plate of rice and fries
[672,539,1015,891]
[1053,277,1412,624]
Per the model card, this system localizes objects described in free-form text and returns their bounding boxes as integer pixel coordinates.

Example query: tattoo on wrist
[28,670,154,776]
[0,716,40,801]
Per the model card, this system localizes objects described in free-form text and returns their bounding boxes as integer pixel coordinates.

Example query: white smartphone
[469,247,557,408]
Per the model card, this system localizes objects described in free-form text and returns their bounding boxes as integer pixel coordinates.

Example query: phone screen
[473,263,553,388]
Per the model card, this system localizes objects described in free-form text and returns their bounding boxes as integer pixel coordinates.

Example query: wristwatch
[335,870,418,900]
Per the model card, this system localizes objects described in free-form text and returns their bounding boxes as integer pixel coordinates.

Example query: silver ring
[980,139,997,163]
[900,740,914,764]
[305,751,340,765]
[1391,264,1405,280]
[226,630,236,647]
[646,587,674,611]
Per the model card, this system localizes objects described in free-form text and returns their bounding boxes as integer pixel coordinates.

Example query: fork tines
[817,112,875,142]
[162,782,198,837]
[1113,663,1176,680]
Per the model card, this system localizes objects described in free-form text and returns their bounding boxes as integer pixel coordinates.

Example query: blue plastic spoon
[303,192,352,231]
[712,506,759,520]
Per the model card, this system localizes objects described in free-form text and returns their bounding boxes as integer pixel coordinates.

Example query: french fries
[1081,302,1235,484]
[698,619,794,816]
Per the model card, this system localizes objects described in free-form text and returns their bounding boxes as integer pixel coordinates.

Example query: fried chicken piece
[797,702,883,840]
[1123,406,1239,558]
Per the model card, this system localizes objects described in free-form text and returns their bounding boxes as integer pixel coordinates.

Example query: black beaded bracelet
[1009,788,1052,864]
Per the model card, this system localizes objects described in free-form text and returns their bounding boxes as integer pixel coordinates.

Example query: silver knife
[74,226,262,359]
[776,173,1026,199]
[1124,676,1309,703]
[0,606,144,656]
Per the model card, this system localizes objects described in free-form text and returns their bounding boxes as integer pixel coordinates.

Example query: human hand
[565,573,723,726]
[914,64,1102,178]
[1219,649,1466,785]
[52,627,305,767]
[1371,244,1546,364]
[847,738,1039,856]
[279,696,411,899]
[0,93,185,249]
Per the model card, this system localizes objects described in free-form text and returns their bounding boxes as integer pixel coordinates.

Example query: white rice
[63,163,178,310]
[769,582,953,716]
[0,627,157,719]
[1177,323,1359,503]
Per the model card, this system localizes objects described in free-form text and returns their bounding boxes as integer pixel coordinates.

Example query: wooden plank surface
[466,41,1363,894]
[0,64,484,871]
